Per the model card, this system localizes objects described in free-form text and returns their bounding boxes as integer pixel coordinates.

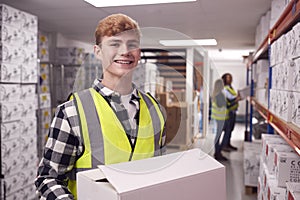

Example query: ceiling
[1,0,271,51]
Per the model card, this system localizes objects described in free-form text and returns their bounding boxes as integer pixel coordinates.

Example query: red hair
[95,13,141,45]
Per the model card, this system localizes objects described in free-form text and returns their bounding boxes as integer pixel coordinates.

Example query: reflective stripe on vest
[224,85,239,111]
[68,88,165,198]
[211,101,228,120]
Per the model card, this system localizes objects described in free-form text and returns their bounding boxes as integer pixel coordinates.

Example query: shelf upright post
[249,63,254,142]
[245,65,250,141]
[267,40,274,134]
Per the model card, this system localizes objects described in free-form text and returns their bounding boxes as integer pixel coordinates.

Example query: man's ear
[94,45,102,59]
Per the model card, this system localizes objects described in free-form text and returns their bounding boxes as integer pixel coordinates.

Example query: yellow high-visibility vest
[224,85,239,111]
[67,88,165,199]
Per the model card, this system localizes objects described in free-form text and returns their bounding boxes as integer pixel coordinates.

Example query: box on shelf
[274,151,300,187]
[20,84,36,101]
[19,118,37,136]
[292,58,300,92]
[278,90,294,122]
[77,148,226,200]
[291,22,300,59]
[281,59,297,91]
[1,137,21,159]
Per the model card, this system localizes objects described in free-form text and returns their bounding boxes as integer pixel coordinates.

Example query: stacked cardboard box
[258,134,300,200]
[270,23,300,126]
[0,4,38,199]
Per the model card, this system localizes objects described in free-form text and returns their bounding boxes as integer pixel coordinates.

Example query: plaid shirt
[35,79,166,200]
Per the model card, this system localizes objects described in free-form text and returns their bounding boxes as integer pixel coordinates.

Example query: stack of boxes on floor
[0,4,38,200]
[258,134,300,200]
[53,47,85,103]
[269,22,300,125]
[243,141,262,189]
[38,32,52,159]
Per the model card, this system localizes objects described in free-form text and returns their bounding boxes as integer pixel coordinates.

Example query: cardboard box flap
[98,148,223,194]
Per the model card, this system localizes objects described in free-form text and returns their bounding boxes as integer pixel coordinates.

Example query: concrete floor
[166,122,257,200]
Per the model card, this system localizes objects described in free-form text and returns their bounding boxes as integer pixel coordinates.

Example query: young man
[35,14,166,199]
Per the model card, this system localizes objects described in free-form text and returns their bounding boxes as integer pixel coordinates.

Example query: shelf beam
[250,97,300,155]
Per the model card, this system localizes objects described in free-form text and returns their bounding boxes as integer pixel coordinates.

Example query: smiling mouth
[114,60,133,64]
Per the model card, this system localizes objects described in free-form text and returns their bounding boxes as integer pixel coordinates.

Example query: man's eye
[128,44,139,49]
[110,43,119,47]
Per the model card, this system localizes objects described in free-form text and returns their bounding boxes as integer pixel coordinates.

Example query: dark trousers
[222,111,236,147]
[214,119,226,155]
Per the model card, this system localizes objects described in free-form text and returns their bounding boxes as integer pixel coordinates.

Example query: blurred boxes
[243,141,262,186]
[0,63,21,83]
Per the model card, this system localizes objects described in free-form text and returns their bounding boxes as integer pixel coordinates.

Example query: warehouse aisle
[192,122,257,200]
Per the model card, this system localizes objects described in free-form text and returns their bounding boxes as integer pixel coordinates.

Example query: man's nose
[118,44,130,55]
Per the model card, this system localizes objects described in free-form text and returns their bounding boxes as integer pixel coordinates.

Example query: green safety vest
[224,85,239,111]
[211,99,229,121]
[67,88,165,199]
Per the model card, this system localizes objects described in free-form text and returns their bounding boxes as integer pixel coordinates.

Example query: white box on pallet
[266,179,286,200]
[1,102,23,122]
[275,151,300,187]
[22,30,38,49]
[20,101,37,118]
[19,11,38,33]
[261,134,285,163]
[19,118,37,136]
[257,177,262,200]
[0,84,21,102]
[266,144,294,174]
[0,63,21,83]
[1,121,20,141]
[1,138,21,159]
[0,44,24,64]
[77,149,226,200]
[20,84,36,101]
[3,172,26,196]
[0,23,23,46]
[244,141,262,187]
[0,4,22,28]
[21,64,38,83]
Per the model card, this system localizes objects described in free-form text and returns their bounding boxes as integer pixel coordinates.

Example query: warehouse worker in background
[221,73,241,152]
[35,14,166,200]
[211,79,228,161]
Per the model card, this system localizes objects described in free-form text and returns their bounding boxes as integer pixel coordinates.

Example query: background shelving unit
[247,0,300,155]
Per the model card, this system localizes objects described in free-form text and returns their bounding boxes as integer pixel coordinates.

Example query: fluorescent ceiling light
[84,0,196,7]
[159,39,217,46]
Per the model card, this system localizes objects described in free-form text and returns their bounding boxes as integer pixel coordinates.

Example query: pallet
[245,186,257,195]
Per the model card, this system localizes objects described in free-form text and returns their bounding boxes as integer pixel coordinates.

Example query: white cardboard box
[0,63,21,83]
[275,151,300,187]
[266,144,293,174]
[244,141,261,187]
[77,148,226,200]
[266,179,286,200]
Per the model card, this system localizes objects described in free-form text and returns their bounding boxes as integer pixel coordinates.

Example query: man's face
[96,31,141,78]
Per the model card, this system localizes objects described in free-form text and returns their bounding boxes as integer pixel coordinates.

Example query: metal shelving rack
[247,0,300,155]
